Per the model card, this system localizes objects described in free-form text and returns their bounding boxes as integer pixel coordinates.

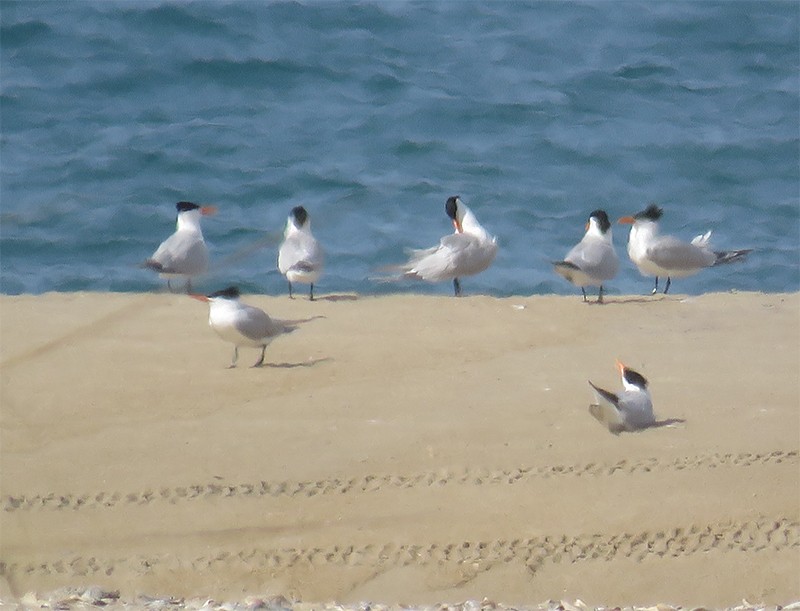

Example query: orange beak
[453,219,463,234]
[617,216,635,225]
[190,294,209,302]
[615,360,626,375]
[585,222,590,231]
[200,206,217,216]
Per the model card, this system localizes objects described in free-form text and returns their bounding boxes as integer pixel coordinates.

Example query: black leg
[453,278,462,297]
[186,278,192,294]
[651,276,659,295]
[664,277,671,294]
[253,346,266,368]
[581,287,587,302]
[598,285,604,304]
[309,283,315,301]
[229,346,239,368]
[287,280,294,299]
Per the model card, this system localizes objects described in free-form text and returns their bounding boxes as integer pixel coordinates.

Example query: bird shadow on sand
[589,406,686,435]
[593,296,669,305]
[316,294,359,302]
[614,418,687,435]
[264,357,332,369]
[648,417,687,429]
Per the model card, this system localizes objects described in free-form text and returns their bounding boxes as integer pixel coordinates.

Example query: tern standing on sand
[143,201,216,292]
[390,195,498,297]
[277,206,324,300]
[619,204,751,294]
[191,286,296,368]
[588,361,654,434]
[552,209,619,303]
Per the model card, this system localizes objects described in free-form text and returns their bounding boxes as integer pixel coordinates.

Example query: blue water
[1,1,798,297]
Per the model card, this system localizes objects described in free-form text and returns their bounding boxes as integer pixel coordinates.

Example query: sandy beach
[1,291,798,607]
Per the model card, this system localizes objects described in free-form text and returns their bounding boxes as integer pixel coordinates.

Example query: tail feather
[291,261,317,273]
[369,265,412,283]
[272,318,300,333]
[553,260,580,282]
[141,259,166,272]
[713,249,752,266]
[553,260,580,271]
[691,230,712,247]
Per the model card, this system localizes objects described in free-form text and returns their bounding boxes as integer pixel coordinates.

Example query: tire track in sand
[4,449,797,513]
[1,516,796,582]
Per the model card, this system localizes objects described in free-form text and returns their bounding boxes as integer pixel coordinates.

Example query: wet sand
[1,291,798,606]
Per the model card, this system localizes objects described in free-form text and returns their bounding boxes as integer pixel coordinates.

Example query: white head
[175,201,216,232]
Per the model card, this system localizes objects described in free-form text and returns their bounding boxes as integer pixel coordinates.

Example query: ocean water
[1,0,798,297]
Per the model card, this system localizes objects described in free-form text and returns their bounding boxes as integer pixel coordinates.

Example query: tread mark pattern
[0,517,796,581]
[4,450,797,513]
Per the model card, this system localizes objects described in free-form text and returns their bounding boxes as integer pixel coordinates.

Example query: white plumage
[193,287,295,368]
[620,204,751,294]
[144,201,215,292]
[553,209,619,303]
[588,361,655,435]
[277,206,324,300]
[389,195,497,296]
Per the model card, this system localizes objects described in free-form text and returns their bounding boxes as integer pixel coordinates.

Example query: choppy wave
[1,1,798,296]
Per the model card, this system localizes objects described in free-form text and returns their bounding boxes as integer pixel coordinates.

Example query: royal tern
[389,195,498,296]
[143,201,216,292]
[277,206,324,300]
[619,204,751,294]
[552,209,619,303]
[588,360,654,434]
[191,286,296,368]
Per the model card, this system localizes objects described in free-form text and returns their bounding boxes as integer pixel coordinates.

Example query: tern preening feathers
[619,204,751,294]
[552,209,619,303]
[387,195,498,297]
[277,206,324,300]
[588,361,655,434]
[192,286,296,368]
[143,201,216,292]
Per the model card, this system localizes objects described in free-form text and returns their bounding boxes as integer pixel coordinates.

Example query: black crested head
[589,209,611,232]
[634,204,663,221]
[623,367,648,389]
[291,206,309,226]
[176,201,200,213]
[209,286,240,299]
[445,196,460,220]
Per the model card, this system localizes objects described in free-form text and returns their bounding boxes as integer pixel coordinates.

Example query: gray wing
[565,238,619,280]
[616,392,655,429]
[401,236,463,281]
[388,233,496,282]
[414,232,497,279]
[648,235,714,271]
[588,380,620,408]
[587,380,625,434]
[552,260,581,281]
[396,242,455,281]
[150,232,208,275]
[233,305,278,342]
